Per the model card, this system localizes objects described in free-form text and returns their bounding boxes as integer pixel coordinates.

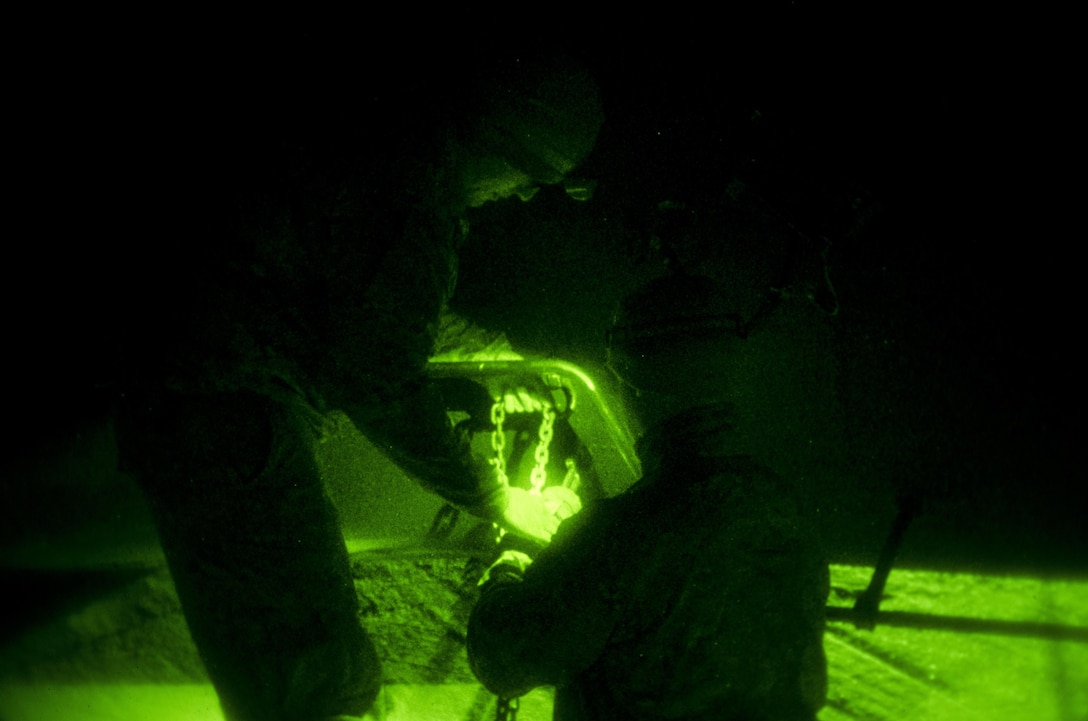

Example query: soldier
[468,273,829,720]
[115,49,602,721]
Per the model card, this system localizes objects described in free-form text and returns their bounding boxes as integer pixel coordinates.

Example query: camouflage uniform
[115,50,601,721]
[116,158,504,720]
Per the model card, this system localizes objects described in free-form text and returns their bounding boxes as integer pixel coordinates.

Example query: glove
[542,485,582,522]
[500,485,584,543]
[479,485,584,589]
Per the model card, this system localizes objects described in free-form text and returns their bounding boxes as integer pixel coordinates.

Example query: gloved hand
[477,547,534,589]
[480,487,583,590]
[542,485,582,523]
[500,486,583,544]
[477,527,542,589]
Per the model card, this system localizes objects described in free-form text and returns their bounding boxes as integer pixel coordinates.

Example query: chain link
[490,391,557,537]
[530,404,555,495]
[484,392,563,721]
[489,398,509,543]
[489,398,507,486]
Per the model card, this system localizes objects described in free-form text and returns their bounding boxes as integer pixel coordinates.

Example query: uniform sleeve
[313,190,512,518]
[348,378,509,521]
[466,504,620,698]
